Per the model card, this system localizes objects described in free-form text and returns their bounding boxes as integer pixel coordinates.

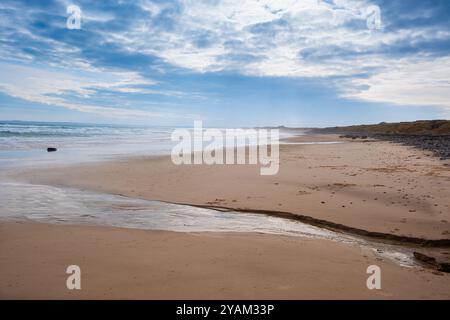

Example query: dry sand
[1,221,449,299]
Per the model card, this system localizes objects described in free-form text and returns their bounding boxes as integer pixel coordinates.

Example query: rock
[413,253,450,273]
[413,252,437,266]
[47,147,57,152]
[370,134,450,161]
[438,263,450,273]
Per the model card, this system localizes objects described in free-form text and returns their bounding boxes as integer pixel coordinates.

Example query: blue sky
[0,0,449,127]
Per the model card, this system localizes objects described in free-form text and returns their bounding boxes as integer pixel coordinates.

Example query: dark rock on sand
[413,252,437,266]
[47,147,57,152]
[318,120,450,161]
[373,134,450,161]
[438,263,450,273]
[339,133,450,161]
[414,252,450,273]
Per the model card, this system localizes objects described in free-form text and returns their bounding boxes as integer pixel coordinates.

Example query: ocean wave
[0,130,91,138]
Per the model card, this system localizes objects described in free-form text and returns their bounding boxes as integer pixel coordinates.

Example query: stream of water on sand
[0,181,416,268]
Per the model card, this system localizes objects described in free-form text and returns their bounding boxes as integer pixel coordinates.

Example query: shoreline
[13,134,450,240]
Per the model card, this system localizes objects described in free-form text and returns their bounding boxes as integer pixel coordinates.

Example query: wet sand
[1,221,450,299]
[16,134,450,240]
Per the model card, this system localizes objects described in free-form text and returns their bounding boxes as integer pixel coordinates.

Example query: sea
[0,120,176,168]
[0,120,302,168]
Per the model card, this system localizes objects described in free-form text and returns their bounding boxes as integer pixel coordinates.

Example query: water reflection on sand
[0,181,415,268]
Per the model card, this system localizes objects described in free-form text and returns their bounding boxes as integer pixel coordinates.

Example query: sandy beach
[16,134,450,240]
[1,221,450,300]
[2,133,450,299]
[2,0,450,305]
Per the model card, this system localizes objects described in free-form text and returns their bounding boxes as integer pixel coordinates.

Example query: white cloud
[0,62,193,119]
[131,0,384,76]
[119,0,449,110]
[342,56,450,109]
